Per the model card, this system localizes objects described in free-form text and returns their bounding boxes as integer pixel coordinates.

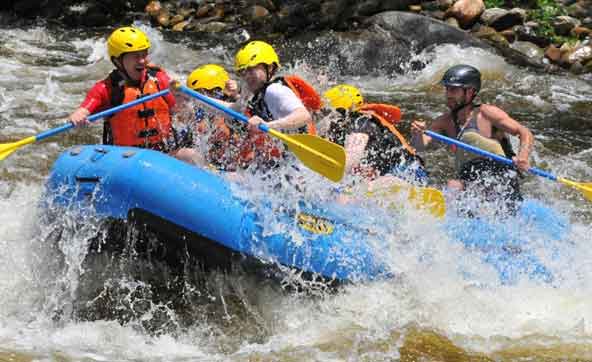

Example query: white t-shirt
[264,82,305,120]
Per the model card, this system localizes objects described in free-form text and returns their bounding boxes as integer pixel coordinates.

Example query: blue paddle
[425,130,592,201]
[0,89,170,161]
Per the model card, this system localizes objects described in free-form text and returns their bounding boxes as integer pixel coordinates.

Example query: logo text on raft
[296,212,334,235]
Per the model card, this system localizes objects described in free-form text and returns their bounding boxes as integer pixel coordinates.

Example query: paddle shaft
[36,89,171,142]
[35,89,170,141]
[425,130,558,181]
[178,85,274,133]
[0,89,172,161]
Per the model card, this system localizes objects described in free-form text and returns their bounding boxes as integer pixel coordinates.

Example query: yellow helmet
[234,41,280,72]
[186,64,229,91]
[107,26,151,58]
[324,84,364,110]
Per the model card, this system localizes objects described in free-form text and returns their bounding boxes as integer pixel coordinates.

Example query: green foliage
[529,0,566,23]
[484,0,505,8]
[527,0,571,43]
[483,0,577,46]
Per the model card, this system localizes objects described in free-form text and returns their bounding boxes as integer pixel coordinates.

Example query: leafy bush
[484,0,506,8]
[528,0,568,43]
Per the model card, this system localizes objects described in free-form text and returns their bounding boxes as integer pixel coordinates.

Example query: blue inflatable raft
[44,145,568,284]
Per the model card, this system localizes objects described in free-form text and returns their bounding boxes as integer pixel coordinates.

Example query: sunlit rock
[514,24,550,48]
[249,5,270,20]
[500,29,516,43]
[145,1,162,17]
[571,26,592,39]
[553,15,581,36]
[157,10,171,27]
[481,7,526,31]
[170,14,185,26]
[172,20,189,31]
[177,7,195,18]
[445,17,460,28]
[568,44,592,64]
[195,4,213,18]
[545,44,562,63]
[511,41,544,60]
[445,0,485,29]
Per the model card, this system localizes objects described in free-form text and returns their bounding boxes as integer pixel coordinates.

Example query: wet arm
[156,71,176,108]
[79,81,110,114]
[267,107,311,131]
[482,105,533,160]
[344,132,369,173]
[411,116,448,151]
[70,81,110,126]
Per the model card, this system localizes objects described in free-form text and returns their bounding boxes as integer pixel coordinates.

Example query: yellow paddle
[426,130,592,202]
[365,182,446,218]
[176,84,346,182]
[0,89,171,161]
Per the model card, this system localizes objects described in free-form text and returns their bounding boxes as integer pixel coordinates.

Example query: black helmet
[441,64,481,93]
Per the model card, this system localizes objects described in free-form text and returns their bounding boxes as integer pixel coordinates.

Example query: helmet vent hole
[125,42,133,47]
[191,80,198,86]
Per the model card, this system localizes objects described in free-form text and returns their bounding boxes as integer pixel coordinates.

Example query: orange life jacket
[107,67,172,148]
[206,119,240,170]
[358,103,416,156]
[282,75,322,135]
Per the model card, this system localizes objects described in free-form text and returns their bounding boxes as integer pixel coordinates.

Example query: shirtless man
[411,64,534,206]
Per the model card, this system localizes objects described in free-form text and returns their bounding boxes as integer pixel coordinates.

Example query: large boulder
[369,11,492,51]
[272,0,419,32]
[286,11,553,76]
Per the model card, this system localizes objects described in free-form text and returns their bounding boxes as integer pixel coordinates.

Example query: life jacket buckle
[138,108,155,118]
[137,128,159,138]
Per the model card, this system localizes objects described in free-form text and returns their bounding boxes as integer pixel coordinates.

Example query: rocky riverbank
[2,0,591,75]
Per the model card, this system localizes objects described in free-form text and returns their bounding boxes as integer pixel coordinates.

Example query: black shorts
[459,158,523,207]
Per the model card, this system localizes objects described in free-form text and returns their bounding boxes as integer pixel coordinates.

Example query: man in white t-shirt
[227,41,312,133]
[216,40,315,169]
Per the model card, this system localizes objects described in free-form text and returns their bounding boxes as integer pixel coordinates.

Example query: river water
[1,22,592,361]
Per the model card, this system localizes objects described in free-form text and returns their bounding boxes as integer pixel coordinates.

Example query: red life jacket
[106,66,172,149]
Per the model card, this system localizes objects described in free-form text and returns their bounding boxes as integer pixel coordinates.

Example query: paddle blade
[0,144,18,161]
[559,178,592,201]
[407,186,447,218]
[369,184,446,218]
[0,136,37,161]
[269,131,345,182]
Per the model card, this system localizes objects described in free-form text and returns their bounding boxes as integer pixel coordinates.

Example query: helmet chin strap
[264,64,277,83]
[112,56,138,85]
[451,88,477,128]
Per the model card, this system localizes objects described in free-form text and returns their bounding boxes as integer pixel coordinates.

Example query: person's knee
[173,148,205,166]
[447,179,465,191]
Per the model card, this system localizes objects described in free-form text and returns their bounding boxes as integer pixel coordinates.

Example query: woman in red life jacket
[69,26,186,155]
